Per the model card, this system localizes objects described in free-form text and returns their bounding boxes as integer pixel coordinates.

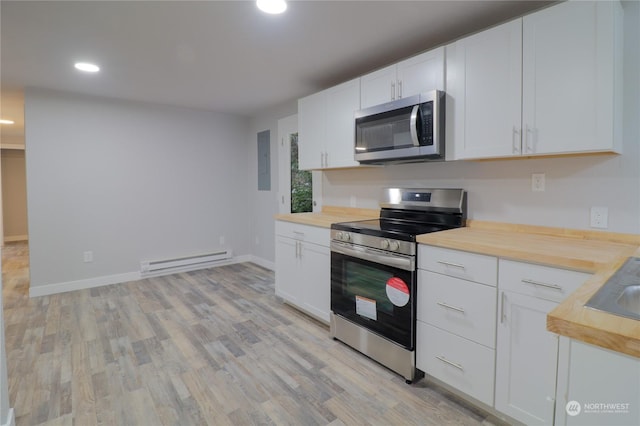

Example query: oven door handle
[331,241,415,271]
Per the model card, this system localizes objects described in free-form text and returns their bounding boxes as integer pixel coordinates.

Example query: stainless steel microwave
[354,90,444,164]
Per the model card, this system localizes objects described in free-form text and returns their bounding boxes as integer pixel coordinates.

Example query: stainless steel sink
[586,257,640,321]
[617,285,640,316]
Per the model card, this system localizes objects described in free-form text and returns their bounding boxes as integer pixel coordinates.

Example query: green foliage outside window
[290,134,312,213]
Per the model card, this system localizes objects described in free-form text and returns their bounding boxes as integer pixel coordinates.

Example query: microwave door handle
[410,105,421,147]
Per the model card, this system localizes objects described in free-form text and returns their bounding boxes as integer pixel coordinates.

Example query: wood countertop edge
[415,236,609,273]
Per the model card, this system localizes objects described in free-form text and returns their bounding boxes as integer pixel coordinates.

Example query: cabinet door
[555,339,640,426]
[299,241,331,323]
[522,1,619,155]
[275,236,301,304]
[298,92,325,170]
[396,46,445,99]
[324,78,360,168]
[360,64,396,109]
[453,18,522,159]
[495,290,559,426]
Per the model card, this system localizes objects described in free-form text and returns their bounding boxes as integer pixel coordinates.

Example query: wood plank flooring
[2,242,499,425]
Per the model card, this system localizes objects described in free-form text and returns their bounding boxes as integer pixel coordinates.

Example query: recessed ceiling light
[257,0,287,14]
[74,62,100,73]
[0,119,15,125]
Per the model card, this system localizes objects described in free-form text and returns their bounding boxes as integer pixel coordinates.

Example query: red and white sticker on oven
[386,277,410,307]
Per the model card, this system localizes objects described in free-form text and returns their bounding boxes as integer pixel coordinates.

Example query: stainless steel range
[330,188,467,383]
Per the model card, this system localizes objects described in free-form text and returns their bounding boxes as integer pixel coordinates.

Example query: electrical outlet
[350,195,357,207]
[219,236,226,246]
[255,235,260,245]
[531,173,545,192]
[590,207,609,229]
[83,251,93,263]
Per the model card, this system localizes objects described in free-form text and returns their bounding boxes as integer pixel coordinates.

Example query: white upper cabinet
[449,19,523,159]
[451,0,622,160]
[360,64,397,109]
[522,1,622,155]
[298,78,361,170]
[298,91,326,170]
[324,78,361,169]
[360,47,445,109]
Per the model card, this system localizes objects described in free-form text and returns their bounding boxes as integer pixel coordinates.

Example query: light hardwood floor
[2,242,499,425]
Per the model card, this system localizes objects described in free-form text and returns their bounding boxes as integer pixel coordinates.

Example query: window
[278,114,321,214]
[289,133,312,213]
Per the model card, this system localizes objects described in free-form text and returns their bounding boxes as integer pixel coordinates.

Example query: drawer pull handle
[521,279,563,291]
[436,302,465,313]
[437,260,466,270]
[436,356,464,371]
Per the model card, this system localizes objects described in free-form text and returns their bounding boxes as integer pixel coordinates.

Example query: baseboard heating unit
[140,250,233,277]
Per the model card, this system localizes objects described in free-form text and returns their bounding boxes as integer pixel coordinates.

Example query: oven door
[330,241,416,350]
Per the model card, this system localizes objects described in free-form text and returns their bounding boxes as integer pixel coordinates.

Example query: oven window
[345,261,394,315]
[331,250,415,349]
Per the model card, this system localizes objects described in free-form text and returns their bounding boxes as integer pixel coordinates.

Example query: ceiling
[0,0,552,141]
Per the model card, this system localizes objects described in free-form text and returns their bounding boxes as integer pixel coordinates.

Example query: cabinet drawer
[499,259,592,303]
[418,270,497,348]
[419,245,498,286]
[275,221,330,247]
[417,322,495,407]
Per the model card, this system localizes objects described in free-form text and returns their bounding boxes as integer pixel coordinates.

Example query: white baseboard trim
[28,255,263,297]
[248,256,275,271]
[29,271,141,298]
[3,235,28,243]
[1,407,15,426]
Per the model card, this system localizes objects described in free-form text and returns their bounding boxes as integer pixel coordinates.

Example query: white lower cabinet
[417,245,603,425]
[418,322,496,406]
[555,339,640,426]
[418,270,496,348]
[275,221,330,323]
[495,259,592,425]
[417,245,498,407]
[495,291,560,425]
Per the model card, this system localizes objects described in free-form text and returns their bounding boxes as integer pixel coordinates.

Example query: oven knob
[343,232,351,242]
[381,239,390,249]
[389,240,400,251]
[336,231,343,240]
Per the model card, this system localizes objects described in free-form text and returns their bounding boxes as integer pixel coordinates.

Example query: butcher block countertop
[275,206,378,228]
[417,220,640,358]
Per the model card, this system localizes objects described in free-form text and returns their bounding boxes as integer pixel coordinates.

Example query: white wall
[247,100,297,266]
[25,88,250,292]
[321,0,640,235]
